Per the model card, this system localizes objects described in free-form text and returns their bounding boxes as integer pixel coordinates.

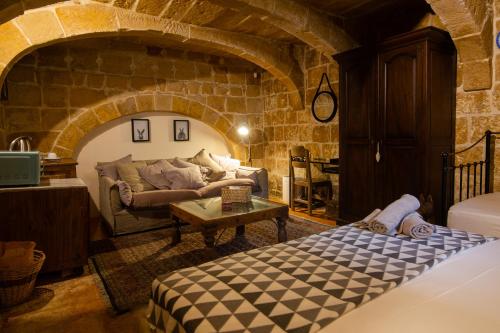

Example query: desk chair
[289,146,332,215]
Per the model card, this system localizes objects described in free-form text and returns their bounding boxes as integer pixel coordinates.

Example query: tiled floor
[1,207,336,333]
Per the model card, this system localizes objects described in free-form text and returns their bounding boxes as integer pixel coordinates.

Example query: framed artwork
[174,120,190,141]
[131,119,150,142]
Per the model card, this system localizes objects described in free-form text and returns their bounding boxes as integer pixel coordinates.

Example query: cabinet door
[377,43,425,206]
[339,55,376,221]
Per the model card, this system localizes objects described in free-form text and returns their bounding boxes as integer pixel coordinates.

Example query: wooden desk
[310,159,339,174]
[0,178,89,273]
[291,157,340,174]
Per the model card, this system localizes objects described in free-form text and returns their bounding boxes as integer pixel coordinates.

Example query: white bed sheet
[318,239,500,333]
[448,192,500,237]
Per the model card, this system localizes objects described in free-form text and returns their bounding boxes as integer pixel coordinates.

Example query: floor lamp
[237,125,251,166]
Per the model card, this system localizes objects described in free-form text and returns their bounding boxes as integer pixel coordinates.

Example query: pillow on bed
[116,180,133,206]
[163,166,207,190]
[138,160,175,190]
[95,154,132,180]
[116,161,156,192]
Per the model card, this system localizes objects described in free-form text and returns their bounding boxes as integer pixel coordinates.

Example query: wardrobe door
[338,54,376,221]
[377,43,425,207]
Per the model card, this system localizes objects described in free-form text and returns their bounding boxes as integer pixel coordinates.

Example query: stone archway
[425,0,493,91]
[51,91,252,160]
[0,2,304,108]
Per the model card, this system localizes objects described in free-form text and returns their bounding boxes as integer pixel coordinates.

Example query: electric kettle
[9,136,32,151]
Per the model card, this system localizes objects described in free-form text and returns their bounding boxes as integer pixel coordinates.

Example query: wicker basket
[0,250,45,308]
[221,186,252,204]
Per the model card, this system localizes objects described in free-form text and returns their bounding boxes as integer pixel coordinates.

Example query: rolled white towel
[355,209,382,229]
[369,194,420,235]
[399,212,435,239]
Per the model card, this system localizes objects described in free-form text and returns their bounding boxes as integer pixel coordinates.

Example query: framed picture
[174,120,190,141]
[131,119,150,142]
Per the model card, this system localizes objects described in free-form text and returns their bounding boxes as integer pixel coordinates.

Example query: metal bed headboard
[440,130,499,226]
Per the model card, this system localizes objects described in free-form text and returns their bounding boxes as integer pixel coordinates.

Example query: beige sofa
[98,160,268,236]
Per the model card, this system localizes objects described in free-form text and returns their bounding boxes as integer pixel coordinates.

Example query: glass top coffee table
[169,196,289,248]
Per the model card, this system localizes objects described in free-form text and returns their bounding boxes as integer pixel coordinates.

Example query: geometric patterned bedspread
[147,225,495,333]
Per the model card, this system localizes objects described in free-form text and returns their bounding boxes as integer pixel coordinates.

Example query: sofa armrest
[98,176,123,225]
[238,166,268,199]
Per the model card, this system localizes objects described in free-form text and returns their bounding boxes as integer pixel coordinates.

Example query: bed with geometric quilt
[147,224,495,333]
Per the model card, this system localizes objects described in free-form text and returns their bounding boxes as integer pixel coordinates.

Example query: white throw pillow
[163,166,207,190]
[210,153,241,172]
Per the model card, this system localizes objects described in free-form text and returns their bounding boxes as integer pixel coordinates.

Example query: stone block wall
[0,40,264,163]
[452,0,500,192]
[263,47,339,198]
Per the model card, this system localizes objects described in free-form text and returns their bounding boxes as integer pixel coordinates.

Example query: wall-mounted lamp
[237,124,251,166]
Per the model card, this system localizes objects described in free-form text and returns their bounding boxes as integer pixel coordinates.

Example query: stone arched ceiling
[425,0,493,91]
[0,1,304,108]
[207,0,358,55]
[0,0,494,93]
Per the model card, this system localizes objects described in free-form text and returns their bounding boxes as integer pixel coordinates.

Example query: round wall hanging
[311,73,338,123]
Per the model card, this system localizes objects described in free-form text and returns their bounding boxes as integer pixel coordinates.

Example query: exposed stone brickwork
[0,3,303,108]
[0,41,264,164]
[262,47,339,199]
[426,0,494,91]
[453,0,500,191]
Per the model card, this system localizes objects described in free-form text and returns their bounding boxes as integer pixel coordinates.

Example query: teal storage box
[0,151,40,186]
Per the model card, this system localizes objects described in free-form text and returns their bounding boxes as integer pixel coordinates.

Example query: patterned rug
[89,217,331,313]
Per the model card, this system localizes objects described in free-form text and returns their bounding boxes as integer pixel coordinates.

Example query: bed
[442,130,500,236]
[448,192,500,237]
[147,224,496,333]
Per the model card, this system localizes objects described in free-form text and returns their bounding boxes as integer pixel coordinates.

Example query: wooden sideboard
[41,158,78,179]
[0,178,89,273]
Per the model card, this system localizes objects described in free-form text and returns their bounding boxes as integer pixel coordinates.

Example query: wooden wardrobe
[334,27,456,224]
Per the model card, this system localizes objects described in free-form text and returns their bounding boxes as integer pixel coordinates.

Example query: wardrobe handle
[375,141,381,163]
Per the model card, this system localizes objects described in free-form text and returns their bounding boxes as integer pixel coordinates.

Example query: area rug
[89,217,331,313]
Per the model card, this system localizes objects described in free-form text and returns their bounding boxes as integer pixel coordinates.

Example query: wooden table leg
[202,227,217,248]
[235,225,245,238]
[171,216,181,246]
[275,217,288,242]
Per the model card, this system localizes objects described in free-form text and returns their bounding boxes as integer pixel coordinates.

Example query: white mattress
[448,192,500,237]
[318,239,500,333]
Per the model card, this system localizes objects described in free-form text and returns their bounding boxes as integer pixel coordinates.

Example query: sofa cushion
[198,178,255,198]
[171,157,220,182]
[116,180,133,206]
[95,154,132,180]
[210,153,240,172]
[117,161,156,192]
[236,169,261,192]
[138,160,175,189]
[132,189,202,209]
[163,165,207,190]
[191,149,225,173]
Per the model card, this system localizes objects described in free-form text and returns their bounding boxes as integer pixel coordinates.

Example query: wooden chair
[289,146,332,215]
